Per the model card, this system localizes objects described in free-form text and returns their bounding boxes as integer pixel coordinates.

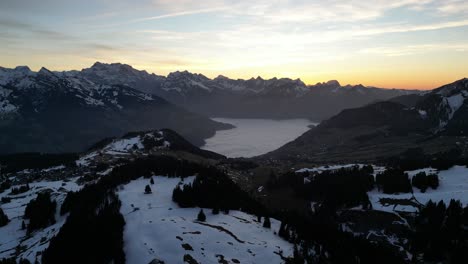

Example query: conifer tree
[197,209,206,222]
[0,207,8,227]
[263,216,271,228]
[144,185,152,194]
[279,221,286,238]
[24,192,56,233]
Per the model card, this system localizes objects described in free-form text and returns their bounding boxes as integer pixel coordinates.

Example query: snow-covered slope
[76,129,224,167]
[0,65,231,154]
[79,62,165,94]
[0,65,155,113]
[369,166,468,213]
[413,78,468,131]
[296,164,468,213]
[118,176,293,264]
[76,130,172,166]
[0,179,81,262]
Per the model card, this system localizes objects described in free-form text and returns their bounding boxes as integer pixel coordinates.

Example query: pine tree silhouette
[197,209,206,222]
[144,185,152,194]
[0,207,8,227]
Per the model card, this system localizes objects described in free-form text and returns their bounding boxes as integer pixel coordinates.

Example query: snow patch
[446,93,465,119]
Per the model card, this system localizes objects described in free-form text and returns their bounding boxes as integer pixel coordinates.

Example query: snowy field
[369,166,468,212]
[202,118,316,158]
[118,176,293,264]
[296,164,468,213]
[0,179,81,262]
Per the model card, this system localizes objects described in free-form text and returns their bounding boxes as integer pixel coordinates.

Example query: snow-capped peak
[326,80,341,86]
[38,67,59,79]
[14,66,32,74]
[435,78,468,97]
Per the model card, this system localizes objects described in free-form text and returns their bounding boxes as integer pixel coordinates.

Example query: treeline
[376,169,439,194]
[42,179,125,264]
[9,184,30,195]
[375,168,411,194]
[0,153,78,174]
[172,167,266,215]
[24,192,56,234]
[0,258,31,264]
[269,165,375,209]
[411,199,468,263]
[411,171,439,192]
[388,147,467,171]
[276,199,468,264]
[275,206,408,263]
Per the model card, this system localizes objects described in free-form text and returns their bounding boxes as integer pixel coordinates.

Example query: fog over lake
[202,118,316,158]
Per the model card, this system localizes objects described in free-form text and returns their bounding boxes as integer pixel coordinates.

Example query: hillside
[0,130,292,263]
[264,78,468,163]
[0,66,232,154]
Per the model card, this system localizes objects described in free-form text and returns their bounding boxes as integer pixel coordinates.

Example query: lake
[201,118,316,158]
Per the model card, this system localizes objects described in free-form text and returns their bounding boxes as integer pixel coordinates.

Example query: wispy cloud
[0,18,120,53]
[360,43,468,57]
[435,0,468,15]
[130,6,229,23]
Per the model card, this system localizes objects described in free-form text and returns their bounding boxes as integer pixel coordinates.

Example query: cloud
[130,6,229,23]
[146,0,437,24]
[360,43,468,57]
[435,0,468,15]
[0,18,69,40]
[0,18,121,54]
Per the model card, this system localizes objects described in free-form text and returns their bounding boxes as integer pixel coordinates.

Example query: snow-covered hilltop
[77,129,225,167]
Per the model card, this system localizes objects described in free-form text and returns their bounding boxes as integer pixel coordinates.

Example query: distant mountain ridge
[75,62,421,120]
[0,65,232,154]
[265,78,468,163]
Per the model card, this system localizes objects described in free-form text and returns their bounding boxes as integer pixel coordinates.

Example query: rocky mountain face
[265,78,468,163]
[0,66,232,154]
[76,62,420,120]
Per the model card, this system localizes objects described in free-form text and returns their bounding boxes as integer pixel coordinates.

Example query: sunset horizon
[1,0,467,90]
[2,60,466,90]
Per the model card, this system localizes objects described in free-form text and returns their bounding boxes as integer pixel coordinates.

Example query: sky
[0,0,467,89]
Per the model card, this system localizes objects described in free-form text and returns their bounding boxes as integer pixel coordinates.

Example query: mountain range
[0,62,421,154]
[0,66,232,154]
[78,62,420,120]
